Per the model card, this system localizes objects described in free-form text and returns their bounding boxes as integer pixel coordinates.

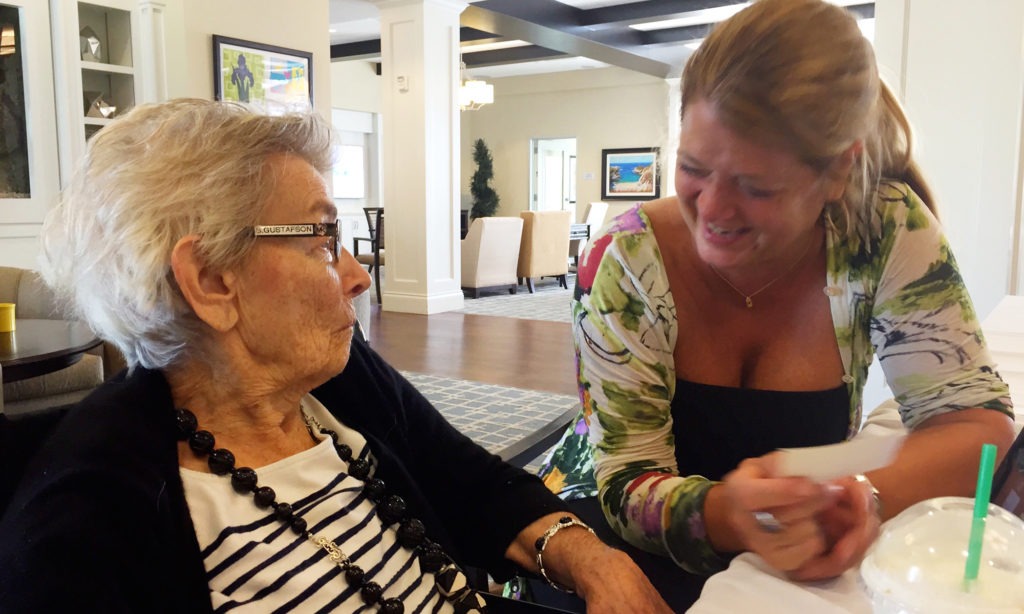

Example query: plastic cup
[0,302,13,333]
[860,496,1024,613]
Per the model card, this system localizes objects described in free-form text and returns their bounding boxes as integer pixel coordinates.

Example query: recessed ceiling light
[462,40,531,54]
[329,28,337,33]
[630,3,750,31]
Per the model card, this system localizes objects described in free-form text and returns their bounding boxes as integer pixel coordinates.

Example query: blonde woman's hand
[788,474,881,581]
[721,453,841,574]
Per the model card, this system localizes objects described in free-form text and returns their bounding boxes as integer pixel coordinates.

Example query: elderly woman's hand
[720,453,841,574]
[550,531,674,614]
[505,513,672,613]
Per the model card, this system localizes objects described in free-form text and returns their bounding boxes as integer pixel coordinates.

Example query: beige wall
[461,68,672,222]
[331,60,381,113]
[327,64,675,224]
[166,0,332,117]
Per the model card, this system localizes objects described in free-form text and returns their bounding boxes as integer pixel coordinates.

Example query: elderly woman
[537,0,1015,609]
[0,99,670,613]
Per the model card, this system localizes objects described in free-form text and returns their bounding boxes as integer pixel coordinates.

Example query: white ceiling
[328,0,873,80]
[328,0,688,78]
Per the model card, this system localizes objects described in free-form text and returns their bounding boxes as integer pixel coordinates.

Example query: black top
[672,378,851,480]
[0,337,569,613]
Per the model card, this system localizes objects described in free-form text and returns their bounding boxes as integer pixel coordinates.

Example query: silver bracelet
[854,473,883,518]
[534,516,595,593]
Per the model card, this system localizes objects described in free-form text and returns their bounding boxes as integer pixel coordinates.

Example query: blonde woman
[538,0,1015,609]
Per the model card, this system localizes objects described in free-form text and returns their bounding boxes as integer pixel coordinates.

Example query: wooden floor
[369,307,578,397]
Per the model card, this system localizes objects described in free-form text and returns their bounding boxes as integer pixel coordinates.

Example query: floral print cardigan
[538,181,1014,574]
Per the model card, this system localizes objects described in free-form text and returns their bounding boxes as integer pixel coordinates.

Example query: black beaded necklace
[173,407,488,614]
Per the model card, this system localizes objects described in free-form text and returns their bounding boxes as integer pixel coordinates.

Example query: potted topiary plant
[470,138,500,219]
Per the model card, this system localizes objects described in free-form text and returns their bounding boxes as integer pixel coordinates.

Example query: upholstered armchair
[571,202,609,266]
[0,266,125,416]
[461,216,524,298]
[516,210,572,293]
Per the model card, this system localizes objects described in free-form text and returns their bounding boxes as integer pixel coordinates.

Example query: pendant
[745,297,753,308]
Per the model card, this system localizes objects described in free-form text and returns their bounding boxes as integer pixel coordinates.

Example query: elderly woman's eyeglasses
[252,220,340,261]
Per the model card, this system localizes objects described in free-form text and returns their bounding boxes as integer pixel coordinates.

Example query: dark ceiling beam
[463,45,566,68]
[847,3,875,19]
[331,27,519,61]
[461,5,672,78]
[459,27,499,43]
[331,39,380,60]
[640,23,712,46]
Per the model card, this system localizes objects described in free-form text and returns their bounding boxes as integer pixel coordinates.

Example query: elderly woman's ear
[171,235,240,332]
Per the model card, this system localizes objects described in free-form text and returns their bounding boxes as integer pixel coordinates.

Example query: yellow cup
[0,303,15,333]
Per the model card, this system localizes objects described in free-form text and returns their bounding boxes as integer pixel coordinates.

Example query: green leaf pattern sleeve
[573,207,730,574]
[836,183,1014,428]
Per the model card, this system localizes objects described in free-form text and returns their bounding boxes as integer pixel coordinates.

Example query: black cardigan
[0,338,568,612]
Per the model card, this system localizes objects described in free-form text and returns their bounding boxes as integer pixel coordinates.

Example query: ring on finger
[753,511,783,533]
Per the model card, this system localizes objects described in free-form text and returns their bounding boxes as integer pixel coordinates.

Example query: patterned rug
[456,276,574,323]
[402,371,577,473]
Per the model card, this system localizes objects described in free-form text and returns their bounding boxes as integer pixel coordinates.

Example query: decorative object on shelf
[212,35,312,114]
[470,139,500,219]
[600,147,661,200]
[79,25,101,62]
[458,60,493,111]
[83,91,116,119]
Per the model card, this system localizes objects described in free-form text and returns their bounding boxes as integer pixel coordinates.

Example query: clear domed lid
[860,497,1024,613]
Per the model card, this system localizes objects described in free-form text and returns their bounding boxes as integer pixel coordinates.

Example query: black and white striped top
[181,398,455,613]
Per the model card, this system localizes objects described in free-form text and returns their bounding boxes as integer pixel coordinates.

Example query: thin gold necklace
[708,237,817,308]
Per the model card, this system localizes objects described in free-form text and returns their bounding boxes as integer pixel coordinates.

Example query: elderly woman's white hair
[41,98,335,370]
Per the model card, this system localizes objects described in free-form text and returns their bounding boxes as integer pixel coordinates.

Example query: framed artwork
[213,35,312,114]
[601,147,660,200]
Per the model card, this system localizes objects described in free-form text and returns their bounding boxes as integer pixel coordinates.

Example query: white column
[873,0,1024,315]
[137,0,168,102]
[663,76,681,198]
[371,0,466,314]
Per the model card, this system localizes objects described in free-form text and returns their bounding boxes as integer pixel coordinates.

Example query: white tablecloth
[687,294,1024,613]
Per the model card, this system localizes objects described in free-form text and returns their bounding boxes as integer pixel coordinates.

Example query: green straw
[963,443,998,591]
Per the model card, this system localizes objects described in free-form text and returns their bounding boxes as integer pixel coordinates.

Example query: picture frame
[601,147,660,200]
[213,35,313,114]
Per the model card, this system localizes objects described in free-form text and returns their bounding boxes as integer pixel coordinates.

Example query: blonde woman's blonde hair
[41,99,335,370]
[680,0,935,232]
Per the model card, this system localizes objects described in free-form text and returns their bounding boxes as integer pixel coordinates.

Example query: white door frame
[530,137,577,217]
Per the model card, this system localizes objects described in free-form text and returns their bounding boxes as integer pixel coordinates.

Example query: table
[568,223,590,242]
[569,223,590,267]
[0,319,103,383]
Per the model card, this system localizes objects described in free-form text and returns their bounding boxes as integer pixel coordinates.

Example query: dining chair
[461,216,523,298]
[516,211,572,293]
[354,207,385,304]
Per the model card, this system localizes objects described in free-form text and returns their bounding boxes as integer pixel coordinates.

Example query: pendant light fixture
[458,60,493,111]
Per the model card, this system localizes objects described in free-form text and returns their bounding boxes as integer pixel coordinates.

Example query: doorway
[531,138,577,220]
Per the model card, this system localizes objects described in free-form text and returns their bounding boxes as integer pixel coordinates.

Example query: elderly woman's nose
[339,249,372,296]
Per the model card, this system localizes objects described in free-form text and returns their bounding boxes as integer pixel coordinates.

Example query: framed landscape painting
[213,35,312,114]
[601,147,660,200]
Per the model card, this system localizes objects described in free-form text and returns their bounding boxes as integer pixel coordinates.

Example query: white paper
[775,434,905,482]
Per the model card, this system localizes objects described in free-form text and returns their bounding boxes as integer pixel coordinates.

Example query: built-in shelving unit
[51,0,142,186]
